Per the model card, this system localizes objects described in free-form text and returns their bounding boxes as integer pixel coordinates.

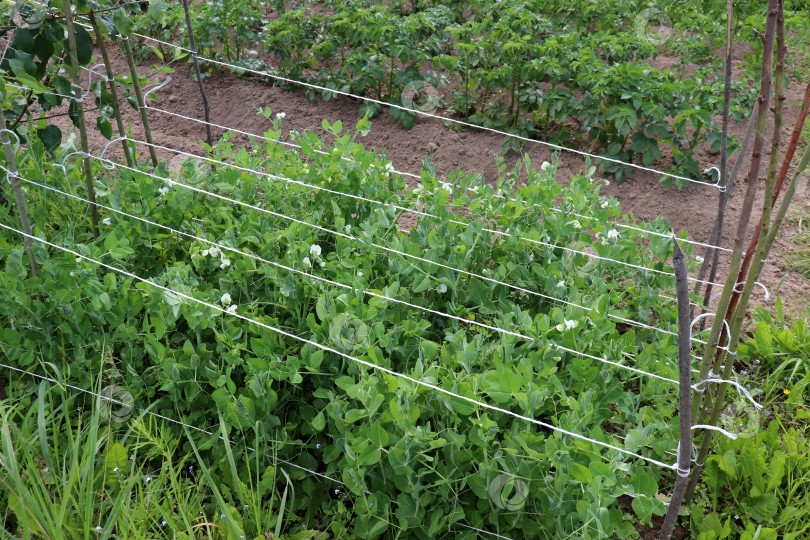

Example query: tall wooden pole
[64,0,99,237]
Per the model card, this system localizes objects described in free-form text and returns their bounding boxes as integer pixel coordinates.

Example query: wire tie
[677,466,691,478]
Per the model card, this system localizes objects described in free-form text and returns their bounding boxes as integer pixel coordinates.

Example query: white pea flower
[607,229,620,240]
[384,163,395,173]
[276,112,286,119]
[320,261,325,268]
[103,217,111,226]
[70,271,75,276]
[436,283,448,294]
[310,244,322,257]
[695,256,704,263]
[470,185,480,193]
[303,256,312,268]
[441,182,453,193]
[76,257,82,263]
[357,270,363,276]
[226,304,238,314]
[345,224,352,233]
[219,258,231,269]
[556,319,579,331]
[570,220,582,229]
[601,200,610,209]
[541,161,550,171]
[557,280,565,288]
[158,186,170,197]
[208,246,220,257]
[220,292,232,305]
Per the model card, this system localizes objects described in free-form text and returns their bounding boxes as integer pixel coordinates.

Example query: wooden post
[0,120,40,279]
[181,0,213,149]
[121,37,158,166]
[63,0,99,237]
[685,0,780,503]
[658,237,692,540]
[88,10,134,168]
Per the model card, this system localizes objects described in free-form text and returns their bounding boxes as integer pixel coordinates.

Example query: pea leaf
[113,9,134,36]
[37,125,62,155]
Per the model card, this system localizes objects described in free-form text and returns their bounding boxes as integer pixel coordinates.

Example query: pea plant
[0,104,704,536]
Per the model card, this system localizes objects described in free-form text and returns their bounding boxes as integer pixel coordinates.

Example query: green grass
[785,211,810,278]
[691,301,810,540]
[0,371,317,539]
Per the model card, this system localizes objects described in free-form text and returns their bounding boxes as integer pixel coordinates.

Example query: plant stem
[121,37,158,166]
[685,0,780,503]
[725,0,788,328]
[0,112,40,279]
[658,237,691,540]
[182,0,213,149]
[64,0,99,238]
[693,0,734,317]
[88,10,134,169]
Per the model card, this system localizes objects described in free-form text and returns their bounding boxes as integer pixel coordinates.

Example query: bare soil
[59,43,810,319]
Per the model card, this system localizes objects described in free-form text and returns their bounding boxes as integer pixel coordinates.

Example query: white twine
[0,221,679,470]
[123,31,723,190]
[692,375,763,410]
[68,150,697,344]
[14,169,679,385]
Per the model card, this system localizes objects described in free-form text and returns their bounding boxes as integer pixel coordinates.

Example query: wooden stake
[684,0,780,503]
[658,237,691,540]
[121,37,158,166]
[63,0,99,238]
[89,10,134,168]
[0,118,40,279]
[181,0,213,149]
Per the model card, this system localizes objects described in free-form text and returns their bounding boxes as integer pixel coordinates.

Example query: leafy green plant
[690,302,810,540]
[0,109,703,537]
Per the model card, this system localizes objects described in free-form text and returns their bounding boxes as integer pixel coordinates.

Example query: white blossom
[310,244,322,257]
[220,292,232,305]
[541,161,551,171]
[103,217,111,226]
[557,280,565,288]
[158,186,170,197]
[226,304,238,314]
[607,229,619,240]
[276,112,286,119]
[70,271,75,276]
[76,257,82,263]
[601,200,610,209]
[441,182,453,193]
[384,163,395,173]
[208,246,221,257]
[303,256,312,268]
[436,283,448,293]
[556,319,579,331]
[695,256,704,263]
[469,185,480,193]
[219,258,231,269]
[570,220,582,229]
